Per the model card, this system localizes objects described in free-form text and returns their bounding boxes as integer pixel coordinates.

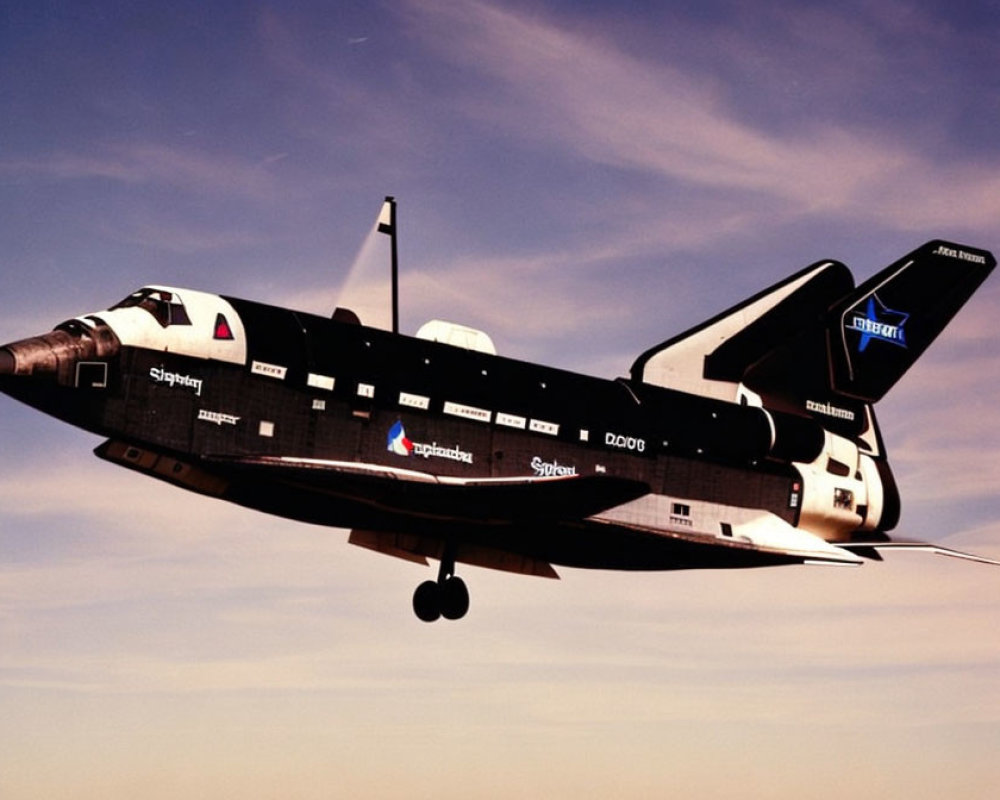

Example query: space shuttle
[1,199,996,621]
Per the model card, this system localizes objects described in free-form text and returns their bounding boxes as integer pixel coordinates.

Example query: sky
[1,1,999,797]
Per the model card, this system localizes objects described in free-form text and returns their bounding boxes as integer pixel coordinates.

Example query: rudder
[827,240,995,402]
[739,240,994,436]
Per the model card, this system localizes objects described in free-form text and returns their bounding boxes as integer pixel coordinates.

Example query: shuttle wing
[839,537,1000,566]
[203,454,652,524]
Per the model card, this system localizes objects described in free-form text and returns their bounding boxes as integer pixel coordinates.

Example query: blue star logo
[846,295,909,352]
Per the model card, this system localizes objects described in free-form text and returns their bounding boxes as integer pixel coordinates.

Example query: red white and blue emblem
[387,420,414,456]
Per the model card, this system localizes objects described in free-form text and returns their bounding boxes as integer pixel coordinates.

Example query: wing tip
[840,538,1000,567]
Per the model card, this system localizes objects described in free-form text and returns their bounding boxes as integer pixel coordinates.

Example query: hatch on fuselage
[415,319,496,355]
[81,286,248,365]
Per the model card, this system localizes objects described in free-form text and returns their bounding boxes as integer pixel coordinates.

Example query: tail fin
[742,241,994,415]
[826,241,994,401]
[633,241,994,437]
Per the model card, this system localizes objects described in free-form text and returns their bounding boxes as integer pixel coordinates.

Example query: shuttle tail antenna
[377,196,399,334]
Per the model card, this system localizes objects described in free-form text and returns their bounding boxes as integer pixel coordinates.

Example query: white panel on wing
[633,263,838,400]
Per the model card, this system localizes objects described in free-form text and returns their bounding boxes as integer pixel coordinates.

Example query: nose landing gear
[412,543,470,622]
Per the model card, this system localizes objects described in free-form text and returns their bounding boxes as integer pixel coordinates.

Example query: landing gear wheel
[412,580,441,623]
[412,543,471,622]
[439,576,470,620]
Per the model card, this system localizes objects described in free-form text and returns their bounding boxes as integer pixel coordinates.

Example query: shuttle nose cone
[0,324,120,385]
[0,347,14,375]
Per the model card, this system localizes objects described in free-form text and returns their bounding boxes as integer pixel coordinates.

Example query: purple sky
[2,2,999,797]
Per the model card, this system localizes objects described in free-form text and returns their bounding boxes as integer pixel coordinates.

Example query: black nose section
[0,324,120,385]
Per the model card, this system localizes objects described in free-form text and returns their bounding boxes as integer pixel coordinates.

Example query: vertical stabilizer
[633,240,994,442]
[827,240,994,401]
[742,240,995,416]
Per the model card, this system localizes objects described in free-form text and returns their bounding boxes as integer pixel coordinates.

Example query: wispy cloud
[274,230,642,358]
[96,215,271,255]
[1,144,281,201]
[402,0,1000,233]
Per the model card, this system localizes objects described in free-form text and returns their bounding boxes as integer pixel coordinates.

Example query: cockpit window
[111,288,192,328]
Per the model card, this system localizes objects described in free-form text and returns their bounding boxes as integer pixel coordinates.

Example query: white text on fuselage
[412,441,474,464]
[605,432,646,452]
[531,456,577,477]
[387,421,474,464]
[197,409,240,426]
[150,366,203,396]
[805,399,856,421]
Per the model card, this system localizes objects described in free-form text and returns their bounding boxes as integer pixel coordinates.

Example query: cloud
[873,297,1000,508]
[1,143,281,201]
[0,453,371,610]
[273,230,642,361]
[402,0,1000,233]
[95,215,270,255]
